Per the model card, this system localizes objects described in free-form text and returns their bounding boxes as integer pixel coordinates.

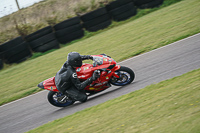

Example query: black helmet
[67,52,82,67]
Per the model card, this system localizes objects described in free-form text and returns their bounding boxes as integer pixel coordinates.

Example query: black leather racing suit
[55,55,93,102]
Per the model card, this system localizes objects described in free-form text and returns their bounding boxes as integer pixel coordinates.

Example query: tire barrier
[0,59,3,70]
[0,36,32,64]
[54,17,84,44]
[29,32,60,52]
[106,0,133,11]
[25,26,60,53]
[0,0,165,66]
[0,37,24,52]
[80,7,112,32]
[107,2,137,22]
[1,41,32,64]
[56,30,84,44]
[25,26,53,42]
[6,42,32,64]
[53,17,81,31]
[134,0,155,6]
[0,46,4,64]
[135,0,164,9]
[86,20,112,32]
[34,40,60,52]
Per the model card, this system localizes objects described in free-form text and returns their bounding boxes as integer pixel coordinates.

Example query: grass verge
[0,0,199,106]
[26,68,200,133]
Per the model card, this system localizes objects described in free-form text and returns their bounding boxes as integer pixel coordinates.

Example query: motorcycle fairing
[76,55,120,80]
[43,77,59,92]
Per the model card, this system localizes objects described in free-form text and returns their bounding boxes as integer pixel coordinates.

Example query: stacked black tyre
[54,17,84,44]
[0,59,3,70]
[106,0,137,22]
[0,43,5,68]
[1,43,5,70]
[134,0,164,9]
[25,26,60,52]
[80,7,112,32]
[0,36,32,64]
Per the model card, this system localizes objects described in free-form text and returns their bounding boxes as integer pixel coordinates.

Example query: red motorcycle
[38,54,135,107]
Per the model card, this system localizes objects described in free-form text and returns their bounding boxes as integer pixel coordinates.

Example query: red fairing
[76,54,118,80]
[76,55,121,92]
[76,63,93,80]
[43,77,59,92]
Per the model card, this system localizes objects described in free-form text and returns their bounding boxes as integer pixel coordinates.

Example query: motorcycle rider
[55,52,99,102]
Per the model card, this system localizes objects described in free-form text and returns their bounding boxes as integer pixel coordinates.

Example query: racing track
[0,33,200,133]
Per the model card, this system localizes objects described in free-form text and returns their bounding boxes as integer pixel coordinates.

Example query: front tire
[110,66,135,86]
[48,91,75,107]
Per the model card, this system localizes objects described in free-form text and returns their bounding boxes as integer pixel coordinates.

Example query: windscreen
[93,56,103,67]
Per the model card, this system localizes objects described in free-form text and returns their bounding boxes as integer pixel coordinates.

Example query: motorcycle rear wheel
[110,66,135,86]
[48,91,75,107]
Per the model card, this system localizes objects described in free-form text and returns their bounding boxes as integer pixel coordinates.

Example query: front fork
[112,65,121,79]
[110,65,121,82]
[112,72,120,78]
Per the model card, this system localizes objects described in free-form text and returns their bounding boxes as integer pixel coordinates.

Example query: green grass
[26,68,200,133]
[0,0,200,106]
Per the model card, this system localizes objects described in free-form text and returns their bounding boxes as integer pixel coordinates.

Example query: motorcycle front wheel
[48,91,75,107]
[110,66,135,86]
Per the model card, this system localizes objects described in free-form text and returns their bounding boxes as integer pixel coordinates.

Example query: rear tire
[110,66,135,86]
[48,91,75,107]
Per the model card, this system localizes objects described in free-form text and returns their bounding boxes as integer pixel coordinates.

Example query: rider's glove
[92,70,100,81]
[87,70,100,85]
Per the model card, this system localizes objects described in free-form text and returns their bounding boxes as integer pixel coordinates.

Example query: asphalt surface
[0,33,200,133]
